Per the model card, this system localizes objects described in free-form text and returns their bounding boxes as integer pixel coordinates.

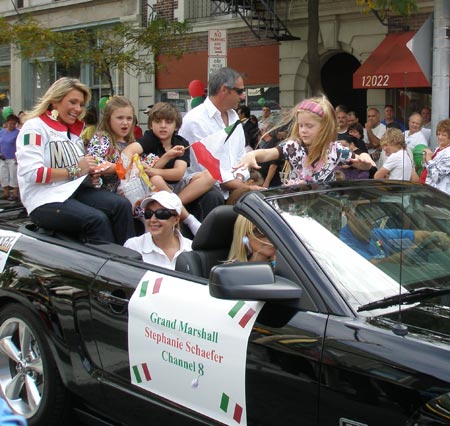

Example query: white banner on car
[128,270,264,425]
[0,231,21,273]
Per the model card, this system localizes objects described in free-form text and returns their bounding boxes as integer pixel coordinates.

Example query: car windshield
[268,183,450,314]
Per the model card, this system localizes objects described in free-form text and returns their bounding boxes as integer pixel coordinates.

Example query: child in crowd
[81,106,98,148]
[374,128,417,181]
[87,96,135,192]
[234,96,375,184]
[122,102,201,235]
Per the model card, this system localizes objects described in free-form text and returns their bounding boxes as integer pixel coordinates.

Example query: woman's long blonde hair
[227,215,256,262]
[23,77,91,122]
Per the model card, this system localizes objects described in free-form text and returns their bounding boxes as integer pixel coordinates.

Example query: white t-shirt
[124,231,192,270]
[382,149,413,180]
[404,130,428,150]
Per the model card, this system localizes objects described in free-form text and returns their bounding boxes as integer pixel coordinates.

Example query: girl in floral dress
[87,96,136,192]
[234,96,375,185]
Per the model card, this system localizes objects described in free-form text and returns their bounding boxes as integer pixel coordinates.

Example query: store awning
[353,32,430,89]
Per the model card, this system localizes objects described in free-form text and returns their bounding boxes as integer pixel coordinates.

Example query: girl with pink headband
[234,96,375,184]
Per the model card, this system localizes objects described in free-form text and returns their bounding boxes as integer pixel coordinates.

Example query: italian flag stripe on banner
[220,392,243,424]
[228,301,256,328]
[23,133,42,146]
[132,362,152,383]
[139,278,162,297]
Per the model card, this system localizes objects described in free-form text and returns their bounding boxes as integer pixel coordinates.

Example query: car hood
[370,302,450,344]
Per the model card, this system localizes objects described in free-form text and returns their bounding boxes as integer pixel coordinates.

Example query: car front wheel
[0,304,69,425]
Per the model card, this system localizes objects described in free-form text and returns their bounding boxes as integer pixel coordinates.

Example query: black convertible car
[0,181,450,426]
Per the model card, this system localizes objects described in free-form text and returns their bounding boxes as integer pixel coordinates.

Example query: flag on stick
[190,121,243,183]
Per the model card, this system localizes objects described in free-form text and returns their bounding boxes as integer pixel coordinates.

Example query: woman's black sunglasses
[144,208,178,220]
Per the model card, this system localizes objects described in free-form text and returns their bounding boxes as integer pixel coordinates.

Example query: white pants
[0,159,18,188]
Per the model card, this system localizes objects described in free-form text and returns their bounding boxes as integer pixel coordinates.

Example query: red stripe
[44,168,51,183]
[141,363,151,381]
[233,403,243,423]
[153,277,162,294]
[36,167,44,183]
[238,307,255,328]
[35,134,42,146]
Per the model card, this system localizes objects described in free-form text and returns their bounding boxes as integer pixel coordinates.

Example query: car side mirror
[209,262,302,301]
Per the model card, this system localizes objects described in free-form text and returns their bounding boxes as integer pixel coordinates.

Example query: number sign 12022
[360,75,389,88]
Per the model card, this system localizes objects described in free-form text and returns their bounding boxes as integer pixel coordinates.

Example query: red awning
[353,32,430,89]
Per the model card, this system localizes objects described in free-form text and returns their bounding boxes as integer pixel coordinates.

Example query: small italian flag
[131,362,152,383]
[220,392,243,424]
[190,120,242,183]
[139,277,163,297]
[23,133,42,146]
[228,301,256,329]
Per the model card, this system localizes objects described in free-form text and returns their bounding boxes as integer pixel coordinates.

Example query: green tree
[307,0,418,96]
[0,15,191,96]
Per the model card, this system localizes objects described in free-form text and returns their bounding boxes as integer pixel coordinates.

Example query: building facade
[0,0,435,127]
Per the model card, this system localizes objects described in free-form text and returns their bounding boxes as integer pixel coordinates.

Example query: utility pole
[430,0,450,149]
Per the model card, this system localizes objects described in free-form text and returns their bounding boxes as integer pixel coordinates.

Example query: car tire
[0,304,70,425]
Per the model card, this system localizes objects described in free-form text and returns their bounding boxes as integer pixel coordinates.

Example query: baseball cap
[140,191,182,215]
[143,105,154,114]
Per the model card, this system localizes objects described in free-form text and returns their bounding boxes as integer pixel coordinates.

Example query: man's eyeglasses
[229,87,245,95]
[144,208,178,220]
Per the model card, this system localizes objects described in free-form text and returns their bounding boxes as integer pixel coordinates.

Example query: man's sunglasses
[144,208,178,220]
[229,87,245,95]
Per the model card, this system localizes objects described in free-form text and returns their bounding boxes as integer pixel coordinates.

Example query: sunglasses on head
[229,87,245,95]
[144,208,177,220]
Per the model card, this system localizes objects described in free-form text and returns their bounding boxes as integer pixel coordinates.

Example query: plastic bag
[118,154,155,214]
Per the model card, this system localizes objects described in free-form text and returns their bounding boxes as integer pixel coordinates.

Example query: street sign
[208,57,227,75]
[208,29,227,57]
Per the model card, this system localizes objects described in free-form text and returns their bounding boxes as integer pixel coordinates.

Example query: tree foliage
[356,0,418,25]
[0,15,191,95]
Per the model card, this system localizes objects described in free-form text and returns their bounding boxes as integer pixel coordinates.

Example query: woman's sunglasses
[144,208,177,220]
[252,227,266,239]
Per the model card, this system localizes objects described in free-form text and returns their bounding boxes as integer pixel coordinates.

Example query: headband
[298,100,324,117]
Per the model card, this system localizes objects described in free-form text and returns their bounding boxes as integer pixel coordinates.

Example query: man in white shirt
[404,112,428,150]
[178,67,261,220]
[364,107,387,169]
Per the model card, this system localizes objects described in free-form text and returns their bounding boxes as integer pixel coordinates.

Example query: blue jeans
[30,187,135,244]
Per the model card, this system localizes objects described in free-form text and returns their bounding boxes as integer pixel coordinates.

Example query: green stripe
[228,301,245,319]
[23,134,30,145]
[220,393,229,412]
[140,280,148,297]
[132,365,142,383]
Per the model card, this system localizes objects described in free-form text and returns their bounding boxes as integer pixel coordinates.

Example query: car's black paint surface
[0,181,449,426]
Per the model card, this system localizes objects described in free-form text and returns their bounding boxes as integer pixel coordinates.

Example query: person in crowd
[133,114,143,139]
[336,108,350,137]
[364,107,386,169]
[347,122,368,153]
[81,106,98,148]
[178,67,262,220]
[16,77,135,244]
[374,128,417,181]
[421,118,450,195]
[0,114,20,201]
[87,95,136,192]
[258,105,272,131]
[143,104,154,116]
[122,102,201,235]
[256,128,283,187]
[347,110,359,125]
[421,106,432,129]
[340,201,450,261]
[381,104,405,131]
[404,112,428,151]
[227,215,276,264]
[237,104,259,150]
[234,96,375,185]
[124,191,192,269]
[17,111,25,129]
[337,133,372,180]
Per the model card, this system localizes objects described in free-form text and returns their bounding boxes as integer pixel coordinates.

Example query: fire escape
[210,0,299,41]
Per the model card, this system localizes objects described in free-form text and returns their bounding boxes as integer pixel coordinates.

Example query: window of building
[0,46,10,109]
